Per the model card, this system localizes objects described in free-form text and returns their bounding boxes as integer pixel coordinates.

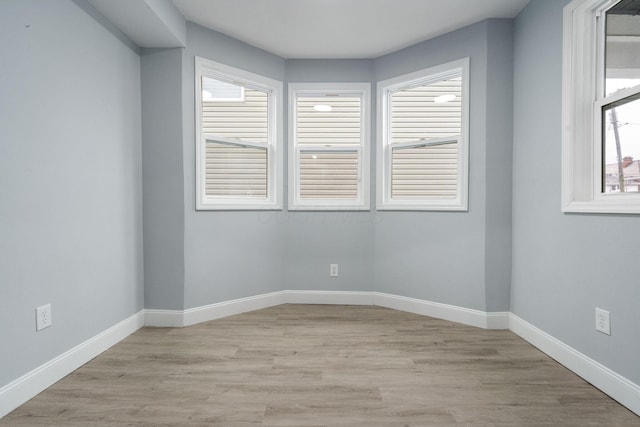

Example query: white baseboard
[183,291,284,326]
[144,291,376,327]
[486,311,511,329]
[144,309,184,327]
[510,313,640,416]
[145,292,285,328]
[142,290,510,330]
[282,290,374,306]
[373,292,510,330]
[0,311,144,419]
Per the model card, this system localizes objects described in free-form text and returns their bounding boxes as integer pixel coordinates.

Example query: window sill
[562,199,640,215]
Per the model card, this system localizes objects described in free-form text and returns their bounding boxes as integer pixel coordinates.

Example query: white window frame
[376,58,470,211]
[288,83,371,211]
[562,0,640,214]
[195,57,283,210]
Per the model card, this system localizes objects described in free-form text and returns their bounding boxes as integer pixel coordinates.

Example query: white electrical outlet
[36,304,53,331]
[595,307,610,335]
[330,264,339,277]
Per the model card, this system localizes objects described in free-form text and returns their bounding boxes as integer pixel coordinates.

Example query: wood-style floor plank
[2,304,638,426]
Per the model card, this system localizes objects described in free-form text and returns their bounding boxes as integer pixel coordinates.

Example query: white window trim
[288,82,371,211]
[195,57,283,210]
[562,0,640,214]
[376,58,470,211]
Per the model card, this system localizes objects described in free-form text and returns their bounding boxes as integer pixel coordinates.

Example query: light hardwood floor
[2,304,639,426]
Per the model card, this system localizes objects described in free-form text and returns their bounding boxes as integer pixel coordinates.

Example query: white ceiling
[173,0,530,59]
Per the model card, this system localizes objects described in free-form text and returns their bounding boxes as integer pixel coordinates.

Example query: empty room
[1,0,639,424]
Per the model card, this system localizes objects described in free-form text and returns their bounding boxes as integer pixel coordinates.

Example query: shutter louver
[205,142,267,197]
[392,142,457,198]
[300,151,359,199]
[296,97,361,145]
[295,96,362,201]
[390,76,461,199]
[201,76,269,199]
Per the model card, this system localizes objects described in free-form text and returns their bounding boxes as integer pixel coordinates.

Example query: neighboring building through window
[195,58,283,210]
[288,83,370,210]
[377,58,469,211]
[562,0,640,213]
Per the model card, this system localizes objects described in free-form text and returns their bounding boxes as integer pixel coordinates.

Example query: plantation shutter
[201,76,269,198]
[296,96,361,200]
[299,151,358,199]
[390,76,461,199]
[205,142,267,197]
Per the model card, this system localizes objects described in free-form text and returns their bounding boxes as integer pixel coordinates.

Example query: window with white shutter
[196,58,283,210]
[289,83,370,210]
[377,58,469,211]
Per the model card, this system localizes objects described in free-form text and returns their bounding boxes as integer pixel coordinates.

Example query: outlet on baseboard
[330,264,339,277]
[36,304,53,331]
[595,307,610,335]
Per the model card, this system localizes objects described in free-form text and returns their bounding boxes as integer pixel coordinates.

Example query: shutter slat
[295,94,362,200]
[390,75,461,199]
[299,151,359,199]
[391,142,458,200]
[391,76,462,144]
[200,75,270,199]
[296,96,361,149]
[201,76,269,142]
[204,141,268,198]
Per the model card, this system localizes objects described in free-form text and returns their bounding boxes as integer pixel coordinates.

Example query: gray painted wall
[164,20,515,311]
[283,60,376,292]
[281,211,376,291]
[0,0,143,386]
[512,0,640,384]
[141,48,185,310]
[372,21,490,311]
[285,59,375,83]
[181,24,287,308]
[484,19,514,312]
[168,21,514,309]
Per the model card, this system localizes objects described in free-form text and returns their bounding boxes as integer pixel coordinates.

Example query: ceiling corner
[88,0,187,48]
